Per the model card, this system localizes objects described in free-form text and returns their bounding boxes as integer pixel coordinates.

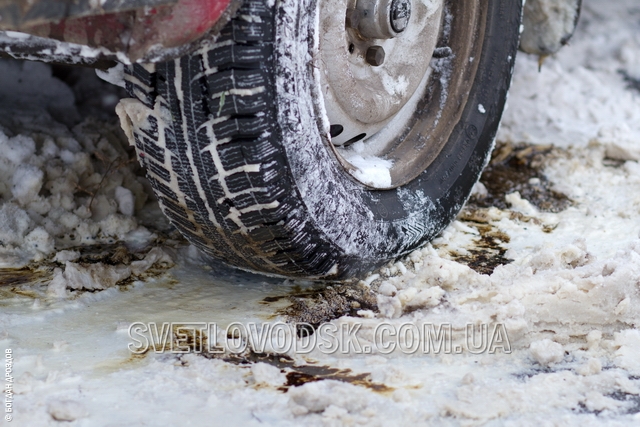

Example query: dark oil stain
[0,267,52,287]
[58,244,174,293]
[58,243,140,266]
[110,245,133,264]
[0,243,175,299]
[461,208,556,233]
[280,367,392,393]
[216,352,392,393]
[446,142,573,274]
[169,323,208,353]
[261,295,287,303]
[0,267,54,300]
[445,222,512,275]
[94,347,154,375]
[602,158,626,168]
[471,142,571,213]
[261,284,378,329]
[129,348,151,359]
[118,348,152,366]
[512,365,558,380]
[165,328,392,393]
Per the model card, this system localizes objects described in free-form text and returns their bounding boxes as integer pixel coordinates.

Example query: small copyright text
[4,349,13,422]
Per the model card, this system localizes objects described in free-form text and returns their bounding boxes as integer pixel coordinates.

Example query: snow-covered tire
[118,0,522,280]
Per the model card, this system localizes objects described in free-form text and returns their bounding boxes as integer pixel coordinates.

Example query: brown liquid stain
[260,284,378,328]
[0,242,175,298]
[0,267,52,287]
[164,328,392,394]
[442,219,513,275]
[444,142,572,275]
[472,142,571,213]
[0,267,54,300]
[222,353,393,394]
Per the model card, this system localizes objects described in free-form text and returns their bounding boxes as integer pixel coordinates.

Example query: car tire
[116,0,522,280]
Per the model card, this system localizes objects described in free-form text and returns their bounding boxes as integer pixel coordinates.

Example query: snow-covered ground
[1,0,640,425]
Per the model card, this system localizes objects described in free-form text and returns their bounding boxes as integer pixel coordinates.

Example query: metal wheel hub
[356,0,412,39]
[317,0,444,148]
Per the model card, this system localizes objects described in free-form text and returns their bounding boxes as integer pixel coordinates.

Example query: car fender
[0,0,240,63]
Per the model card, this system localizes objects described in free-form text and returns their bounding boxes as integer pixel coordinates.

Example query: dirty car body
[0,0,239,65]
[0,0,580,66]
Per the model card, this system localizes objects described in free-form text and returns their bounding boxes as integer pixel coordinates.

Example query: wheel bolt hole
[348,43,355,54]
[343,133,367,147]
[330,124,344,138]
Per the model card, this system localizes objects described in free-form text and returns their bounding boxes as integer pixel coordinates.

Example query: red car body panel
[0,0,235,62]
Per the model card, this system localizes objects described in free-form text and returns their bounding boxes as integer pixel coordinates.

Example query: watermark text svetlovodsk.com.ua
[128,322,511,355]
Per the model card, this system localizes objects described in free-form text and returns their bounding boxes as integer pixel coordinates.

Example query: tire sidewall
[273,0,521,275]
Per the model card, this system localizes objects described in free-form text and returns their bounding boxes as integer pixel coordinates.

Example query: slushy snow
[1,0,640,425]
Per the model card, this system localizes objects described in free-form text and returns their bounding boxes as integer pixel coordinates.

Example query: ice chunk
[115,186,135,216]
[505,191,538,216]
[95,63,125,88]
[47,268,68,298]
[597,124,640,161]
[130,247,175,276]
[48,400,87,421]
[529,339,564,365]
[62,262,131,291]
[0,203,32,246]
[2,135,36,165]
[378,282,398,296]
[53,250,81,263]
[12,164,44,205]
[24,227,54,255]
[250,362,286,386]
[614,329,640,375]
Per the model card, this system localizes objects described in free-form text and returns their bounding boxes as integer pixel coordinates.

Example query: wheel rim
[317,0,484,189]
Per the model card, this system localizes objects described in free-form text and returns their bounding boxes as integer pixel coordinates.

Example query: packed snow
[340,140,394,187]
[1,0,640,425]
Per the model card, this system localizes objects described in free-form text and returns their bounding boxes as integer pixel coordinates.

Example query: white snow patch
[529,339,565,366]
[250,363,287,387]
[95,63,125,88]
[115,186,135,216]
[48,400,88,422]
[340,139,396,187]
[342,152,393,188]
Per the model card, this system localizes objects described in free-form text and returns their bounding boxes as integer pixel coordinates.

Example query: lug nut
[366,46,385,66]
